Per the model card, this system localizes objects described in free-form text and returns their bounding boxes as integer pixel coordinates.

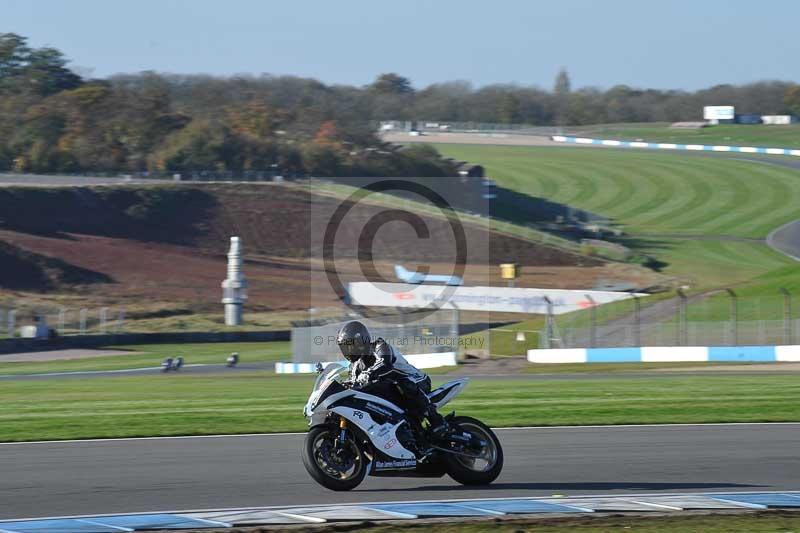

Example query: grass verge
[319,510,800,533]
[1,372,798,442]
[0,341,290,375]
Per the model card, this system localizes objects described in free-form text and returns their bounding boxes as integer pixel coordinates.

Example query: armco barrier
[528,345,800,363]
[551,135,800,157]
[276,352,458,374]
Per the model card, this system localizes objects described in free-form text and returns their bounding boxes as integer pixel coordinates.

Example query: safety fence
[539,289,800,349]
[0,307,126,339]
[553,319,800,349]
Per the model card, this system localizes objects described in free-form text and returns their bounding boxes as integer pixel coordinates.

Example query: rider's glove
[354,372,370,388]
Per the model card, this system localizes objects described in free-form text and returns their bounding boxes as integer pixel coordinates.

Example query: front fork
[335,417,348,450]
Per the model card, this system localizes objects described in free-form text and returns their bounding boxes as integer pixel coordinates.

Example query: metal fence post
[58,308,68,333]
[780,288,792,345]
[726,289,738,346]
[676,289,688,346]
[7,310,15,338]
[99,307,108,334]
[116,308,126,334]
[79,308,88,335]
[633,295,641,347]
[449,304,459,343]
[585,294,596,348]
[543,296,554,349]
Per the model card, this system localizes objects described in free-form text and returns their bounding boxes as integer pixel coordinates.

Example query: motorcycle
[301,363,503,491]
[161,356,184,372]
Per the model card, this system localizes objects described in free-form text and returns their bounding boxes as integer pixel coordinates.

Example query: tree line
[0,34,455,176]
[2,33,800,175]
[401,69,800,126]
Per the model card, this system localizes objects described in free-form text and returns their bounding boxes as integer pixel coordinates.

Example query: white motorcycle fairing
[318,390,414,460]
[329,406,415,461]
[427,378,469,409]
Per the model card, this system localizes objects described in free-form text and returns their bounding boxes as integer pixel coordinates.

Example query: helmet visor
[338,338,369,362]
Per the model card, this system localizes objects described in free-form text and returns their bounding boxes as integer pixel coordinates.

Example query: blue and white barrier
[276,352,458,373]
[274,361,344,374]
[551,135,800,157]
[528,345,800,364]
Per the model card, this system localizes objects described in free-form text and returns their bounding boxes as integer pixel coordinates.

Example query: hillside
[0,182,651,330]
[436,144,800,289]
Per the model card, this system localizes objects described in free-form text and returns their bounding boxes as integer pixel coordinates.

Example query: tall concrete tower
[221,236,247,326]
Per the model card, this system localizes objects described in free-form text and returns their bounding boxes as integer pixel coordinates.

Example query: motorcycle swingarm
[429,444,484,459]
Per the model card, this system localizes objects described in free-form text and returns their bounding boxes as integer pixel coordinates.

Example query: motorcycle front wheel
[442,416,504,485]
[302,425,367,491]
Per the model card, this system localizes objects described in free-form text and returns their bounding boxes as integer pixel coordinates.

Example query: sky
[3,0,799,91]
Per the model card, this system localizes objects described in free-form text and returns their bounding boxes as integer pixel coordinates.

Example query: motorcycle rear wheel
[302,425,367,491]
[442,416,503,485]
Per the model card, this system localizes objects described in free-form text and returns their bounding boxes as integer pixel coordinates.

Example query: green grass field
[0,342,290,375]
[1,372,797,442]
[436,144,800,324]
[572,122,800,149]
[431,143,800,348]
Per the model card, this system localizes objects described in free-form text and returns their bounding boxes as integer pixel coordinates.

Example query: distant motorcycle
[226,352,239,368]
[302,364,503,491]
[161,356,184,372]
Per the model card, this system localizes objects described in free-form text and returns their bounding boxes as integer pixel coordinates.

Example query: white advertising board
[703,106,735,120]
[347,282,644,314]
[762,115,794,125]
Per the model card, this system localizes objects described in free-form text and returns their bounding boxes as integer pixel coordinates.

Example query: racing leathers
[347,338,447,451]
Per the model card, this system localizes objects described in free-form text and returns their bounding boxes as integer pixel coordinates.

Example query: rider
[336,320,448,456]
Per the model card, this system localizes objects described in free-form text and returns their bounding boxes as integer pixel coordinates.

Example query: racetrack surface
[1,424,797,520]
[768,219,800,261]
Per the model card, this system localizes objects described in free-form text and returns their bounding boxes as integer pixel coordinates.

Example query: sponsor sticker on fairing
[374,459,417,469]
[366,402,393,417]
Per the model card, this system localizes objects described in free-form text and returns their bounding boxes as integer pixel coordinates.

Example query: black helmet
[336,321,372,362]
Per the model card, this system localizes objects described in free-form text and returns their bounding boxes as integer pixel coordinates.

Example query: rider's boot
[398,422,432,461]
[427,408,449,440]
